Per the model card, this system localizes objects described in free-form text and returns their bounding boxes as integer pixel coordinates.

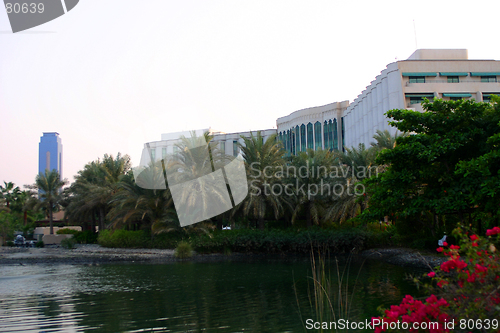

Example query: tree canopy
[363,97,500,235]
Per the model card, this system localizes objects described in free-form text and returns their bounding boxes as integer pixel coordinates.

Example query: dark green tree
[363,98,500,236]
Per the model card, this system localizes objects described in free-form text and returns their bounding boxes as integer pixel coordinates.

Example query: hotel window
[323,121,329,150]
[483,94,499,103]
[295,126,300,152]
[162,147,167,159]
[300,124,306,152]
[341,117,345,152]
[291,131,296,155]
[447,76,459,83]
[314,122,321,150]
[328,120,334,150]
[481,76,497,82]
[333,119,338,150]
[410,97,424,104]
[406,94,434,105]
[286,133,289,153]
[173,146,178,155]
[233,141,238,157]
[150,149,156,161]
[307,123,313,150]
[220,141,225,154]
[409,76,425,83]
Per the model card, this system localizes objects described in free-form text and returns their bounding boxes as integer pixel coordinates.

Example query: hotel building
[277,49,500,154]
[147,49,500,158]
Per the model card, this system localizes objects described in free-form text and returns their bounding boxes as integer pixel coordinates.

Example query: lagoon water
[0,256,424,332]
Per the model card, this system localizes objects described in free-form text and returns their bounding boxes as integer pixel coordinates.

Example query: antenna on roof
[413,19,418,49]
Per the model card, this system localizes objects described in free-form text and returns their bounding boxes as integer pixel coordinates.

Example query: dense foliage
[96,227,394,254]
[364,97,500,239]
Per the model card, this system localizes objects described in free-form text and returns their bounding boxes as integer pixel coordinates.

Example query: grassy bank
[97,225,397,254]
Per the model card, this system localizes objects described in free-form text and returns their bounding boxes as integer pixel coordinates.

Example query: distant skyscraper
[39,132,63,177]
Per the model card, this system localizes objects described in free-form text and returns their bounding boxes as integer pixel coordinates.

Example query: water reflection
[0,257,424,332]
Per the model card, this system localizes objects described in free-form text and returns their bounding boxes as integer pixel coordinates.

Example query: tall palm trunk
[49,205,54,235]
[91,213,96,233]
[258,216,265,230]
[99,207,105,232]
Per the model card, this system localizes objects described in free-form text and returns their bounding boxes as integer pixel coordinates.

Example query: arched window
[307,123,313,150]
[296,125,301,152]
[327,120,333,150]
[314,121,321,150]
[341,117,345,152]
[323,121,329,150]
[300,124,306,152]
[333,119,338,150]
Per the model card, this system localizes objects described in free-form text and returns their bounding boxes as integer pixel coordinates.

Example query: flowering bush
[372,226,500,332]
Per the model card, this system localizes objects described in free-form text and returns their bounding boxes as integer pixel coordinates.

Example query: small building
[144,128,277,163]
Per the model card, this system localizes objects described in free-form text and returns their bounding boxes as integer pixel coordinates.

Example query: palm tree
[65,154,131,232]
[238,132,290,229]
[11,190,35,225]
[325,144,378,224]
[165,131,234,227]
[370,130,408,151]
[0,181,20,208]
[27,170,68,234]
[108,167,179,234]
[287,149,336,228]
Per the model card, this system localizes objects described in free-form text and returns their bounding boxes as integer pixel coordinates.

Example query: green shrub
[73,230,98,244]
[61,237,76,249]
[35,240,44,248]
[98,230,149,248]
[6,241,14,247]
[174,241,193,259]
[190,228,371,254]
[94,226,394,254]
[56,228,79,235]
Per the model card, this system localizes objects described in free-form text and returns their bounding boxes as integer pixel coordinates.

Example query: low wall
[34,226,82,241]
[42,234,73,245]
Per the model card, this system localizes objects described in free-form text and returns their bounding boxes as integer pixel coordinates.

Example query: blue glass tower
[39,132,63,177]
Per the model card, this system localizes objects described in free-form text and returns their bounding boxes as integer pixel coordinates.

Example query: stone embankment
[0,244,449,268]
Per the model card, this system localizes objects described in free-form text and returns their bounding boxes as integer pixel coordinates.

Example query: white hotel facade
[277,49,500,154]
[147,49,500,158]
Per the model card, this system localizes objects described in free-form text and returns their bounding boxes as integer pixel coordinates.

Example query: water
[0,256,425,332]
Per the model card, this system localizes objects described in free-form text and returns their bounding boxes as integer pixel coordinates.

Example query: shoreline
[0,244,447,268]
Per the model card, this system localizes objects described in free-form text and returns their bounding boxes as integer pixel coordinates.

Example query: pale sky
[1,0,499,188]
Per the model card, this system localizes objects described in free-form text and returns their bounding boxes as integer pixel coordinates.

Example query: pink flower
[428,272,436,277]
[486,226,500,236]
[437,247,444,252]
[472,242,478,247]
[450,245,460,250]
[470,234,479,241]
[443,241,448,247]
